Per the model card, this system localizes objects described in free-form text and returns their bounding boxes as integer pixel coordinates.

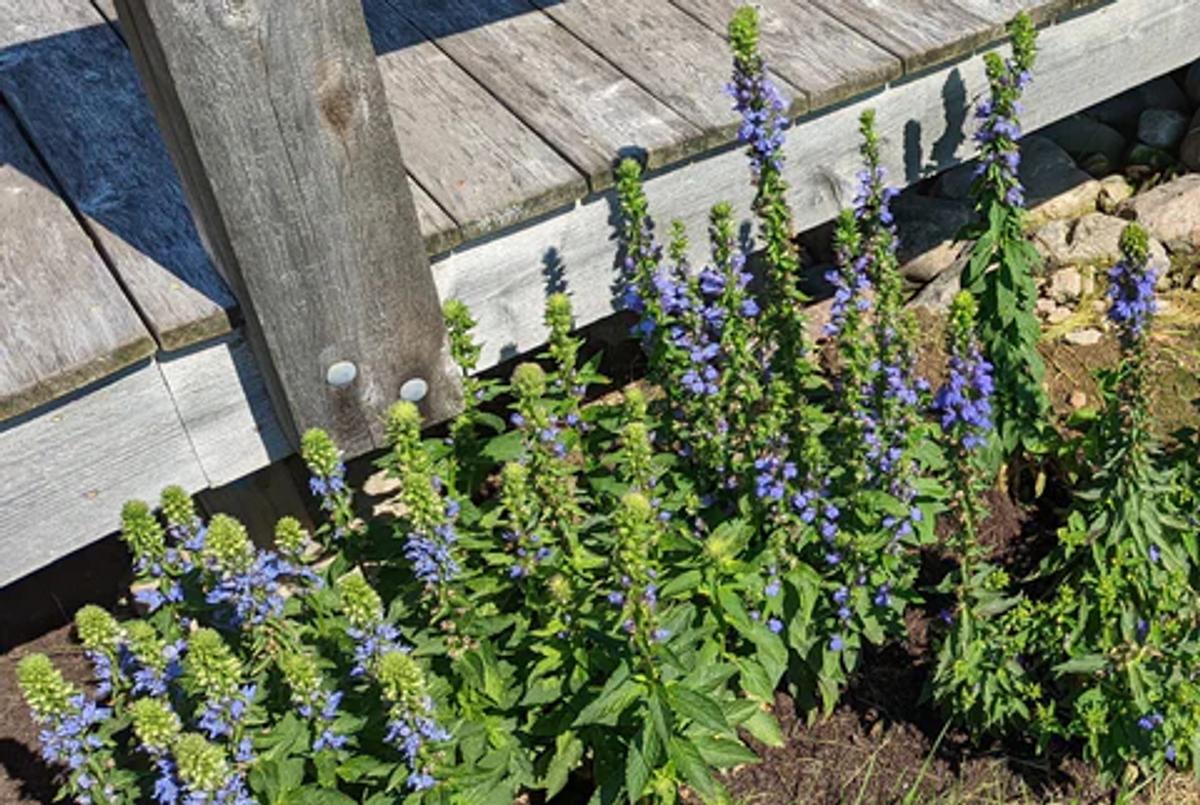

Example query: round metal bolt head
[326,361,358,388]
[400,377,429,402]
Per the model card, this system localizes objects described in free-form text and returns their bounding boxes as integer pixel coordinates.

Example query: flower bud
[16,654,75,717]
[121,500,166,564]
[160,486,196,531]
[274,516,308,556]
[202,514,254,573]
[386,401,423,451]
[173,733,229,794]
[75,605,121,653]
[376,651,427,714]
[301,428,342,479]
[337,573,383,629]
[183,628,241,700]
[130,697,181,751]
[511,362,547,399]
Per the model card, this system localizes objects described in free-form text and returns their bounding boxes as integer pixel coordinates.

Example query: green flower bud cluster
[278,651,322,704]
[127,621,168,672]
[17,654,76,718]
[130,697,181,752]
[512,362,547,400]
[620,421,654,491]
[121,500,166,565]
[174,733,229,795]
[183,628,242,700]
[338,573,384,629]
[160,485,196,531]
[386,401,426,468]
[544,293,581,394]
[202,514,255,574]
[301,428,342,481]
[376,650,428,715]
[75,605,121,653]
[443,299,482,376]
[274,516,309,557]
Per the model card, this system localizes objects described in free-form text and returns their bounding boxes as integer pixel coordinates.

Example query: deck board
[367,0,587,241]
[811,0,996,72]
[394,0,705,191]
[672,0,902,109]
[0,102,155,421]
[0,0,235,352]
[533,0,800,142]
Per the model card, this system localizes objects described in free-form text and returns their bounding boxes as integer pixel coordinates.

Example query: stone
[1048,267,1083,303]
[1191,275,1200,292]
[1040,114,1127,166]
[931,160,977,201]
[893,194,973,282]
[1085,77,1190,132]
[1079,153,1114,178]
[910,252,968,312]
[1097,175,1134,213]
[1047,306,1072,325]
[1126,143,1175,171]
[1064,328,1103,346]
[1137,108,1189,150]
[1036,297,1057,315]
[1186,60,1200,106]
[1118,174,1200,248]
[1180,109,1200,172]
[1034,219,1072,265]
[1069,390,1088,410]
[1034,213,1130,267]
[1019,137,1102,225]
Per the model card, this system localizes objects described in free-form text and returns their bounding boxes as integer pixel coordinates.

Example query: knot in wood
[317,59,361,137]
[213,0,259,29]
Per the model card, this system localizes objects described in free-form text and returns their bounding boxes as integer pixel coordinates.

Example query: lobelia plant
[960,11,1050,470]
[21,6,1200,802]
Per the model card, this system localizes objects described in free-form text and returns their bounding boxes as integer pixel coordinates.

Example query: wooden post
[115,0,461,456]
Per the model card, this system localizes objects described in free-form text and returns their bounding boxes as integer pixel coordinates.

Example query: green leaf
[1052,655,1108,675]
[667,684,729,734]
[573,669,643,727]
[741,708,784,748]
[544,732,584,799]
[482,430,524,462]
[668,737,722,802]
[625,741,650,802]
[692,735,759,769]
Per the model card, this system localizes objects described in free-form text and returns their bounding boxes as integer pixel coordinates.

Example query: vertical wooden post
[115,0,461,456]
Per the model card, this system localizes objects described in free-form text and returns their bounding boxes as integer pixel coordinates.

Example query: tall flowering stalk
[609,492,672,669]
[375,651,450,791]
[301,429,355,543]
[278,651,347,753]
[728,6,813,404]
[960,11,1048,464]
[17,654,118,803]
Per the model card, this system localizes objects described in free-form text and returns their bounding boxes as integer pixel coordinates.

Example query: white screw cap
[399,377,429,402]
[325,361,357,388]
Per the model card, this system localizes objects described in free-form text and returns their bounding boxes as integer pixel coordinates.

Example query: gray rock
[1186,60,1200,106]
[910,251,968,312]
[1019,136,1102,225]
[931,160,977,201]
[1047,306,1072,325]
[1180,109,1200,171]
[1048,267,1083,303]
[1137,108,1189,150]
[1064,328,1103,346]
[1118,174,1200,248]
[1040,114,1127,165]
[1067,213,1130,265]
[893,194,973,282]
[1085,76,1190,132]
[1126,143,1176,171]
[1097,175,1134,213]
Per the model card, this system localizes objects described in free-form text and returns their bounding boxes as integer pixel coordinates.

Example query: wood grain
[0,362,207,587]
[394,0,704,191]
[672,0,901,109]
[0,102,155,421]
[434,0,1200,369]
[533,0,803,141]
[411,179,462,255]
[366,0,586,241]
[811,0,996,72]
[156,334,291,488]
[0,0,235,351]
[117,0,462,457]
[954,0,1109,26]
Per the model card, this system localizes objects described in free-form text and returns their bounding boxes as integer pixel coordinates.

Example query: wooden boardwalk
[2,0,1198,584]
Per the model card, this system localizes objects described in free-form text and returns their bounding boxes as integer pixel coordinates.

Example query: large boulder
[1185,60,1200,106]
[1180,108,1200,171]
[1085,76,1190,133]
[1039,114,1126,166]
[893,194,973,283]
[1137,108,1189,150]
[1117,174,1200,248]
[1019,136,1102,225]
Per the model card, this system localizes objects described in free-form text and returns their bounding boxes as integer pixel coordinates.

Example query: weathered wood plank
[197,461,316,550]
[955,0,1108,26]
[533,0,804,141]
[0,362,207,587]
[672,0,901,109]
[810,0,996,72]
[394,0,704,191]
[117,0,461,456]
[366,0,586,241]
[0,102,155,421]
[0,0,235,351]
[157,334,291,488]
[434,0,1200,369]
[411,179,462,255]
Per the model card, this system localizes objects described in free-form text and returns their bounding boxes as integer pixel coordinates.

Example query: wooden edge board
[0,360,207,587]
[433,0,1200,369]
